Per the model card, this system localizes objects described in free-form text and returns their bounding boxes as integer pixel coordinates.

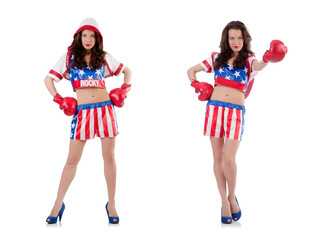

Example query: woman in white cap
[44,18,132,224]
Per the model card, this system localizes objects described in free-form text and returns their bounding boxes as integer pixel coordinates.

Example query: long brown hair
[70,31,107,70]
[214,21,254,71]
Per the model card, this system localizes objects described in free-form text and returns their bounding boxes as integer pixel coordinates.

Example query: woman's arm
[44,75,77,115]
[122,66,132,85]
[253,60,268,71]
[187,64,213,101]
[187,64,205,82]
[44,75,59,97]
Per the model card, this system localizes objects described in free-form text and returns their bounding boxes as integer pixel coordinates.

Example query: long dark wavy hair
[214,21,254,71]
[70,31,107,70]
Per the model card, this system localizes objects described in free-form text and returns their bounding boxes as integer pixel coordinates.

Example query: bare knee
[222,155,236,169]
[103,151,115,163]
[214,155,223,166]
[65,140,86,167]
[101,137,115,163]
[66,155,81,167]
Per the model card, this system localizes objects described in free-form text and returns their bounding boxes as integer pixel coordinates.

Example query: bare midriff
[210,85,245,106]
[75,88,110,105]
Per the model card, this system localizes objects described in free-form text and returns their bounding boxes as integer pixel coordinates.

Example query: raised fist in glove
[263,40,288,63]
[109,83,131,108]
[53,93,77,116]
[191,80,214,101]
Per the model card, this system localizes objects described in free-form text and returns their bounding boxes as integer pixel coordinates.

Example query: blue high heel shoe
[231,197,241,221]
[46,202,65,224]
[105,202,119,224]
[221,207,232,224]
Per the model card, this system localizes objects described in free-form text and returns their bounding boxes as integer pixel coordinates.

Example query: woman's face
[81,29,96,50]
[228,29,244,54]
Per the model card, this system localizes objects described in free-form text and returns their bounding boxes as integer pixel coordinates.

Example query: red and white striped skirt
[70,100,118,140]
[204,100,245,141]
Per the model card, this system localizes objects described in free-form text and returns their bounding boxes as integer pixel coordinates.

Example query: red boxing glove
[61,97,77,116]
[53,94,77,116]
[121,83,131,93]
[109,84,131,108]
[263,40,288,63]
[191,80,214,101]
[53,93,64,105]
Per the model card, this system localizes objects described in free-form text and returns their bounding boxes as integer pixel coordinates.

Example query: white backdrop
[1,0,324,239]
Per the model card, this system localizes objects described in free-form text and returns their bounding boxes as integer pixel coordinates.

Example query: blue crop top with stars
[48,52,125,92]
[200,52,257,96]
[214,64,248,93]
[69,56,106,91]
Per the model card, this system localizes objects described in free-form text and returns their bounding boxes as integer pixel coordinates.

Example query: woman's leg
[210,137,233,222]
[47,140,86,220]
[101,137,118,221]
[222,139,241,217]
[210,137,226,198]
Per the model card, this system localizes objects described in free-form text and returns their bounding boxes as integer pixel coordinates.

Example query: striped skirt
[204,100,245,141]
[70,100,118,140]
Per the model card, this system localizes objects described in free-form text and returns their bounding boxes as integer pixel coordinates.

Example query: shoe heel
[46,202,65,224]
[58,203,65,221]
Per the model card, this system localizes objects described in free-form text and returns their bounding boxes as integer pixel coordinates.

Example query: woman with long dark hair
[187,21,287,224]
[44,18,132,224]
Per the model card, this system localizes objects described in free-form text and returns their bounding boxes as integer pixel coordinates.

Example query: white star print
[88,75,93,79]
[219,68,224,73]
[226,75,231,80]
[78,70,85,76]
[234,71,240,78]
[244,67,248,73]
[95,69,102,76]
[228,65,233,70]
[71,123,75,128]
